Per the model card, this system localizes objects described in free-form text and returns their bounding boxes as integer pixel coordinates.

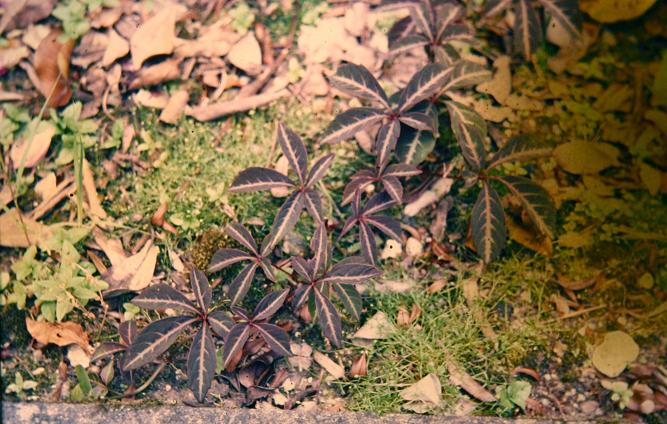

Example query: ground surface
[1,0,666,422]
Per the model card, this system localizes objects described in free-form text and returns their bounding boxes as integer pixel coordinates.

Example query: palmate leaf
[389,34,429,56]
[399,63,453,112]
[320,262,381,285]
[333,283,362,321]
[538,0,581,39]
[384,163,422,178]
[445,101,487,170]
[381,175,403,204]
[330,64,389,108]
[375,120,400,172]
[359,221,378,263]
[187,321,216,403]
[310,223,330,275]
[435,3,465,41]
[254,323,291,356]
[124,316,196,370]
[306,154,335,187]
[230,167,294,192]
[277,123,308,183]
[365,215,403,241]
[228,262,258,306]
[226,223,258,255]
[313,288,343,347]
[303,189,324,223]
[252,288,289,322]
[484,0,511,17]
[208,248,254,272]
[440,61,492,94]
[409,0,435,40]
[472,183,507,263]
[433,44,461,67]
[514,0,542,59]
[486,134,552,169]
[396,125,436,164]
[320,108,385,145]
[398,112,436,132]
[92,342,126,362]
[207,310,233,338]
[496,176,556,239]
[119,320,137,345]
[222,324,251,371]
[131,284,199,315]
[261,191,305,256]
[387,15,416,46]
[190,268,211,312]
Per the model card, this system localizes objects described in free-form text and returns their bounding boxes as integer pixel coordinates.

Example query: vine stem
[123,362,166,397]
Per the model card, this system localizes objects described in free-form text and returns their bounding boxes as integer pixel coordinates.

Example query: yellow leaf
[507,218,553,257]
[0,209,52,248]
[580,0,657,23]
[553,140,621,175]
[591,331,639,377]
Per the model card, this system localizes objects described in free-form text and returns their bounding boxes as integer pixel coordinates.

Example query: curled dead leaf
[0,208,52,247]
[350,352,368,378]
[33,30,74,107]
[400,373,442,413]
[26,318,90,350]
[130,4,186,69]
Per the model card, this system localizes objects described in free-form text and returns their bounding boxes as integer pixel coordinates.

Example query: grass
[341,254,558,415]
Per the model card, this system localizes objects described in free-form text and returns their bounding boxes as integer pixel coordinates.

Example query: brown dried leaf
[313,351,345,380]
[94,230,159,295]
[102,29,129,67]
[158,89,189,124]
[400,373,442,413]
[228,32,262,76]
[0,208,52,247]
[26,318,90,350]
[349,352,367,377]
[130,4,186,68]
[0,0,55,34]
[82,159,107,219]
[33,30,74,107]
[10,122,55,169]
[129,58,181,89]
[447,360,496,402]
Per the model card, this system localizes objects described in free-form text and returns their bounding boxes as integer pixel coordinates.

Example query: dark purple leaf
[438,23,474,44]
[399,63,452,112]
[321,262,381,285]
[333,283,362,321]
[396,126,436,164]
[207,310,233,338]
[124,316,196,370]
[208,248,254,273]
[375,120,400,172]
[471,183,506,263]
[409,1,435,40]
[342,176,374,206]
[260,191,305,256]
[225,223,258,255]
[445,100,487,170]
[253,288,289,321]
[230,167,294,192]
[389,34,429,56]
[187,322,216,403]
[329,63,389,108]
[441,61,491,94]
[291,256,315,281]
[338,215,357,240]
[119,320,137,345]
[306,153,335,188]
[514,0,542,59]
[384,163,422,177]
[222,324,251,370]
[277,123,308,183]
[435,3,465,41]
[366,215,403,241]
[258,259,276,282]
[359,222,378,265]
[291,284,312,311]
[228,262,258,306]
[364,192,397,215]
[92,342,126,362]
[310,223,330,275]
[255,323,291,356]
[381,175,403,204]
[190,268,211,311]
[132,284,199,315]
[495,175,556,238]
[313,288,343,347]
[487,134,552,169]
[320,108,385,145]
[387,15,416,46]
[398,111,436,132]
[303,189,324,223]
[539,0,581,39]
[485,0,511,17]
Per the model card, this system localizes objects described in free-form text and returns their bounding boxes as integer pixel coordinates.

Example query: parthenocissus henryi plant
[97,0,557,403]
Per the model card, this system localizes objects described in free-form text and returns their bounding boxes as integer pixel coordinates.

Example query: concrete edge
[1,402,594,424]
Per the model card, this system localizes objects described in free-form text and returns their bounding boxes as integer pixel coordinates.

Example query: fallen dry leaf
[129,58,181,89]
[580,0,657,23]
[0,0,55,34]
[0,208,52,248]
[313,351,345,380]
[592,331,640,377]
[553,140,621,175]
[10,121,56,169]
[507,217,553,257]
[67,344,91,368]
[82,159,107,219]
[102,29,129,67]
[174,21,240,58]
[352,311,394,341]
[447,360,496,402]
[94,231,159,295]
[477,55,511,104]
[72,31,108,69]
[400,373,442,413]
[133,89,170,109]
[0,45,29,70]
[350,352,368,378]
[33,30,74,107]
[26,318,90,350]
[159,88,189,124]
[34,172,57,201]
[130,3,186,69]
[228,31,262,76]
[288,342,313,371]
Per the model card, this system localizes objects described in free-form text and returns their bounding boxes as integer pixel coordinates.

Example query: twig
[547,304,606,323]
[185,89,289,121]
[123,362,166,397]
